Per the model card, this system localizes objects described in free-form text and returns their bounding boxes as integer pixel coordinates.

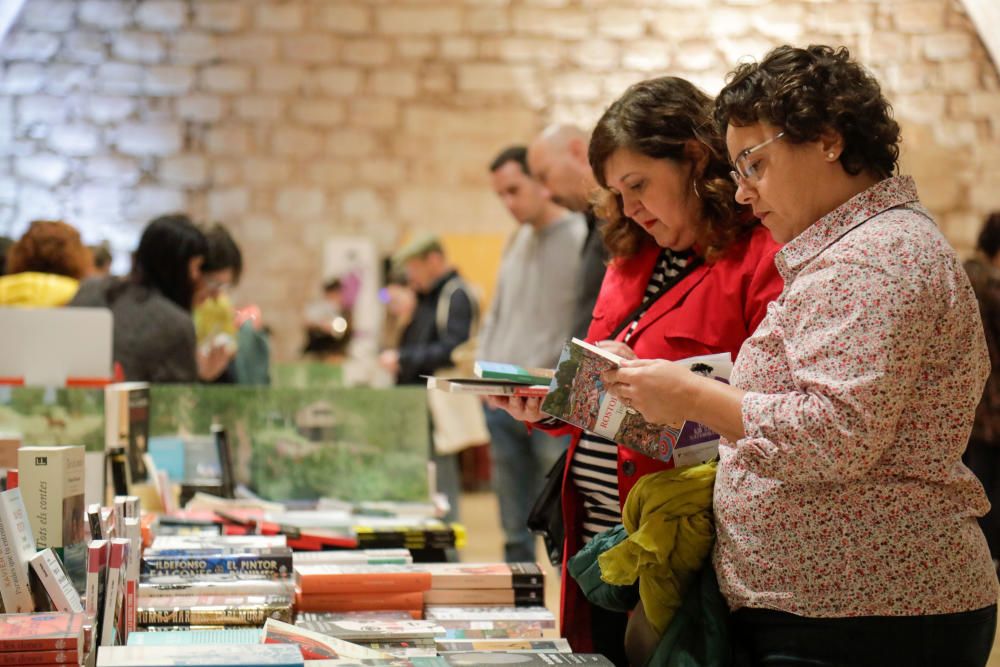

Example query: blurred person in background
[0,219,92,307]
[194,223,244,382]
[381,234,479,524]
[70,213,207,383]
[89,242,113,278]
[528,125,609,338]
[481,145,584,564]
[0,236,14,275]
[964,211,1000,569]
[303,278,353,361]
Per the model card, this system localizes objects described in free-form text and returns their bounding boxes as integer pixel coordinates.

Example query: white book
[96,643,305,666]
[29,548,84,613]
[123,517,141,640]
[0,488,37,612]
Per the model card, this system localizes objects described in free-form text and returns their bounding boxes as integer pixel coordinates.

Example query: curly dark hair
[7,220,91,279]
[589,76,754,260]
[714,44,900,179]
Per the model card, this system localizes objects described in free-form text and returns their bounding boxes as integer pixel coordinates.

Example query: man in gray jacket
[480,146,585,563]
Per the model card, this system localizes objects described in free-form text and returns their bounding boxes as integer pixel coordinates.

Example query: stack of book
[136,535,294,630]
[293,617,445,657]
[294,563,431,617]
[424,606,558,640]
[0,612,87,667]
[419,563,545,608]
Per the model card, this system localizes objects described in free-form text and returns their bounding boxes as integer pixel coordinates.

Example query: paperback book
[0,612,86,653]
[425,377,548,399]
[473,362,554,385]
[262,618,391,661]
[17,445,87,591]
[542,340,732,466]
[95,643,305,666]
[0,487,38,612]
[135,594,294,627]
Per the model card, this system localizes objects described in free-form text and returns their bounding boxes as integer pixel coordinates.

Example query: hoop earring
[693,180,701,199]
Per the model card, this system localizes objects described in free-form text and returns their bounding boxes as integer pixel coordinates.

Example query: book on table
[541,338,733,467]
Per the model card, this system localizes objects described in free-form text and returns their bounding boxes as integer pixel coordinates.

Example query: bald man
[528,125,607,338]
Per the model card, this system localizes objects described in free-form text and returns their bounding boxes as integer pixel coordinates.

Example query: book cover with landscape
[541,339,732,466]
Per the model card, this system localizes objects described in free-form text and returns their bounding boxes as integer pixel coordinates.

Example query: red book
[295,565,432,595]
[0,613,85,653]
[0,648,80,664]
[295,590,424,613]
[5,469,16,490]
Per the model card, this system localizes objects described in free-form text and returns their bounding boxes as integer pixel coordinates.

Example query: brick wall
[2,0,998,360]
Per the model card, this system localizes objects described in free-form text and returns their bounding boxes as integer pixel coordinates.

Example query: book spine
[123,517,142,640]
[297,571,431,595]
[510,563,544,588]
[0,648,81,665]
[101,539,128,646]
[87,504,104,541]
[138,579,293,598]
[140,553,293,578]
[29,548,84,613]
[136,603,293,627]
[0,488,36,612]
[294,590,423,613]
[86,540,108,644]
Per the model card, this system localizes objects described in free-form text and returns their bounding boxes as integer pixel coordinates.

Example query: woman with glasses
[490,75,783,663]
[605,45,998,666]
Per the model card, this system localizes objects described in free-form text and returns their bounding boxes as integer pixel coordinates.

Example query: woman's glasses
[730,132,785,186]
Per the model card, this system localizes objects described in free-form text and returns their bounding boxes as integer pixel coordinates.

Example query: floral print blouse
[714,175,1000,616]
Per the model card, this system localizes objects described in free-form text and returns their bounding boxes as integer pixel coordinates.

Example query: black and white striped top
[570,248,697,542]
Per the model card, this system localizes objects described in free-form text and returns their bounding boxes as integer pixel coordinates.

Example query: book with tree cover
[541,339,732,467]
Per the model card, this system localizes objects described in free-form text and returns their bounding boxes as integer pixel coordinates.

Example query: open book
[541,338,732,467]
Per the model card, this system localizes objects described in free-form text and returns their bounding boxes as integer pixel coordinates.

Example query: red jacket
[555,224,783,652]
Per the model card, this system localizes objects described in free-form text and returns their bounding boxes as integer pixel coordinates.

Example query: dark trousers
[732,605,997,667]
[964,437,1000,558]
[590,604,629,667]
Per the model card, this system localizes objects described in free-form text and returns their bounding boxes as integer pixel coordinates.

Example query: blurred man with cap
[380,233,478,525]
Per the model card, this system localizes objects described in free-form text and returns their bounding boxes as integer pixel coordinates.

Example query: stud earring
[828,152,836,159]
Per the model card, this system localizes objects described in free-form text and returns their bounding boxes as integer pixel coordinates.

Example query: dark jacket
[397,270,476,385]
[965,256,1000,445]
[69,276,198,383]
[571,211,609,339]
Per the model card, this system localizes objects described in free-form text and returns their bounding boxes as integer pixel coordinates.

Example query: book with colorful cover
[473,362,554,386]
[542,339,733,466]
[148,535,287,554]
[140,548,293,578]
[440,625,544,639]
[0,612,85,652]
[95,643,305,666]
[296,611,417,623]
[0,487,38,613]
[262,618,392,661]
[105,382,151,484]
[127,628,263,646]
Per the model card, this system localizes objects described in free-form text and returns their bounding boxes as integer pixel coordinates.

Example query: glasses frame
[730,131,786,186]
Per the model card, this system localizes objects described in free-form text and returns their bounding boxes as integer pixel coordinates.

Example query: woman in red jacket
[491,76,783,662]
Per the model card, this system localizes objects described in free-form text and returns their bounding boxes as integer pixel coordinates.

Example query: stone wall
[2,0,998,360]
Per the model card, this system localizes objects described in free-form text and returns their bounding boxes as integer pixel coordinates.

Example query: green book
[473,361,554,386]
